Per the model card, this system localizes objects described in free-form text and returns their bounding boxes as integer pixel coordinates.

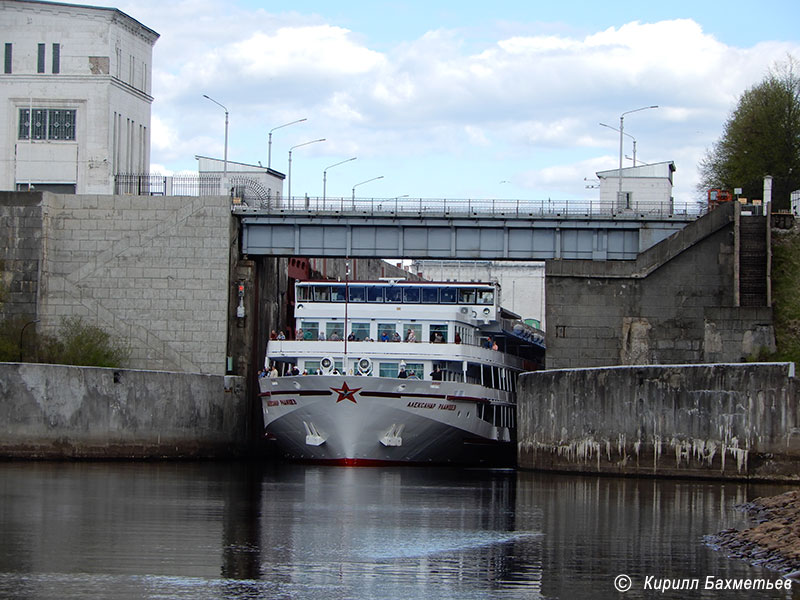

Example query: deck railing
[114,173,703,220]
[237,195,704,219]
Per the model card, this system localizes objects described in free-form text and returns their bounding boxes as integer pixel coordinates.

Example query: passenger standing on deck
[405,328,416,343]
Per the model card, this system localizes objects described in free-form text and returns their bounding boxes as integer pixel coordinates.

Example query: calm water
[0,461,797,599]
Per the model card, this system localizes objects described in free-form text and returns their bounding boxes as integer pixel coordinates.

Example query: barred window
[52,43,60,74]
[19,108,76,140]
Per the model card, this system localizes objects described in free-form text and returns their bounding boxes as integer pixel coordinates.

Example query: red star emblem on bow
[331,381,361,404]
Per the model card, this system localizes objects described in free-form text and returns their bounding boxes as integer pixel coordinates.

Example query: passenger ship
[260,279,544,465]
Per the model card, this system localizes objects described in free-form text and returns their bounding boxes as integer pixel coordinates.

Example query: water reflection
[0,461,795,599]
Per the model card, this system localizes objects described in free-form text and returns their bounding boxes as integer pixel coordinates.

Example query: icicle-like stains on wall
[517,363,800,481]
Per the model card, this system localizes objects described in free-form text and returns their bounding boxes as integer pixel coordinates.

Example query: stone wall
[1,191,233,375]
[0,192,42,319]
[0,362,246,459]
[545,202,775,369]
[517,362,800,480]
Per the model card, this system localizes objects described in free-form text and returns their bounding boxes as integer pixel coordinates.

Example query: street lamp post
[268,118,307,169]
[600,122,637,166]
[618,105,658,205]
[323,157,357,203]
[288,138,325,203]
[351,176,384,209]
[202,94,229,178]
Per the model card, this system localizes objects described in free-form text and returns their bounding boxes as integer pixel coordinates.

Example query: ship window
[326,323,344,340]
[458,288,476,304]
[313,286,330,301]
[476,289,494,305]
[403,287,420,303]
[403,323,422,343]
[440,287,457,303]
[348,286,366,302]
[379,362,399,378]
[300,321,318,340]
[367,286,384,302]
[330,285,346,302]
[385,286,403,303]
[429,324,448,343]
[378,323,397,341]
[297,286,313,302]
[349,322,370,341]
[421,287,438,303]
[404,363,424,379]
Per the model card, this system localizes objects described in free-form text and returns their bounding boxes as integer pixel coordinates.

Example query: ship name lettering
[438,404,457,411]
[279,398,297,406]
[407,401,436,409]
[266,400,279,407]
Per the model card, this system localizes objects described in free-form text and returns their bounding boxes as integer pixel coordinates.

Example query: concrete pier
[517,362,800,481]
[0,363,247,459]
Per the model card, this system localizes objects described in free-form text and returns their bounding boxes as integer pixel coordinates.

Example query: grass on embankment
[769,225,800,364]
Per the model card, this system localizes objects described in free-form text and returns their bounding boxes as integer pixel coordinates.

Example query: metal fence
[237,195,704,220]
[114,173,223,197]
[115,173,703,220]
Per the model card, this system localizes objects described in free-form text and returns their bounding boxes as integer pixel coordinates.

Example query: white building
[0,0,158,193]
[196,155,285,205]
[596,161,675,211]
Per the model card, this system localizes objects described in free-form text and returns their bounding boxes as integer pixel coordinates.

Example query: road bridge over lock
[235,197,701,260]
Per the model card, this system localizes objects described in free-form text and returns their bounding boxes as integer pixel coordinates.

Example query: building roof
[5,0,159,41]
[596,161,676,179]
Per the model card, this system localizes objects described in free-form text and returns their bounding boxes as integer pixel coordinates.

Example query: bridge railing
[234,195,704,219]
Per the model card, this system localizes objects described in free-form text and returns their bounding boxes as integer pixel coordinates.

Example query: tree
[699,56,800,210]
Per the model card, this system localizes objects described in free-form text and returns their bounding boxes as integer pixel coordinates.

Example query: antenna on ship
[344,258,350,367]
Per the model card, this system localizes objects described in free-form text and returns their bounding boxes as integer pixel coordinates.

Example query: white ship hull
[260,375,515,465]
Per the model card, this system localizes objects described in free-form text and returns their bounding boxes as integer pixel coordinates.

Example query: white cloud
[91,0,800,203]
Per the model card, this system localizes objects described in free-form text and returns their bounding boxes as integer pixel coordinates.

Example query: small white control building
[596,161,676,211]
[0,0,158,193]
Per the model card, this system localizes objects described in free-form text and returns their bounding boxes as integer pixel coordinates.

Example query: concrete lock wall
[544,202,775,370]
[0,363,247,459]
[517,363,800,481]
[0,191,232,375]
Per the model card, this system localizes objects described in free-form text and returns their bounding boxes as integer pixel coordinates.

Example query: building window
[52,43,60,74]
[4,43,11,74]
[19,108,76,141]
[37,43,45,73]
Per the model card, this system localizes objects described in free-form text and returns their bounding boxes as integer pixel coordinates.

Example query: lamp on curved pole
[202,94,229,178]
[19,319,39,362]
[268,118,307,169]
[600,122,637,166]
[351,176,384,208]
[323,157,357,203]
[617,105,658,204]
[288,138,325,202]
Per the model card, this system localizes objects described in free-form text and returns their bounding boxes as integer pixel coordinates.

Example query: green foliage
[39,317,129,368]
[699,56,800,210]
[769,228,800,364]
[0,315,129,367]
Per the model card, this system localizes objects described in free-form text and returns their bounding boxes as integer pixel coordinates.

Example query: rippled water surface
[0,461,796,599]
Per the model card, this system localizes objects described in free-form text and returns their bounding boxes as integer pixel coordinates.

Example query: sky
[89,0,800,205]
